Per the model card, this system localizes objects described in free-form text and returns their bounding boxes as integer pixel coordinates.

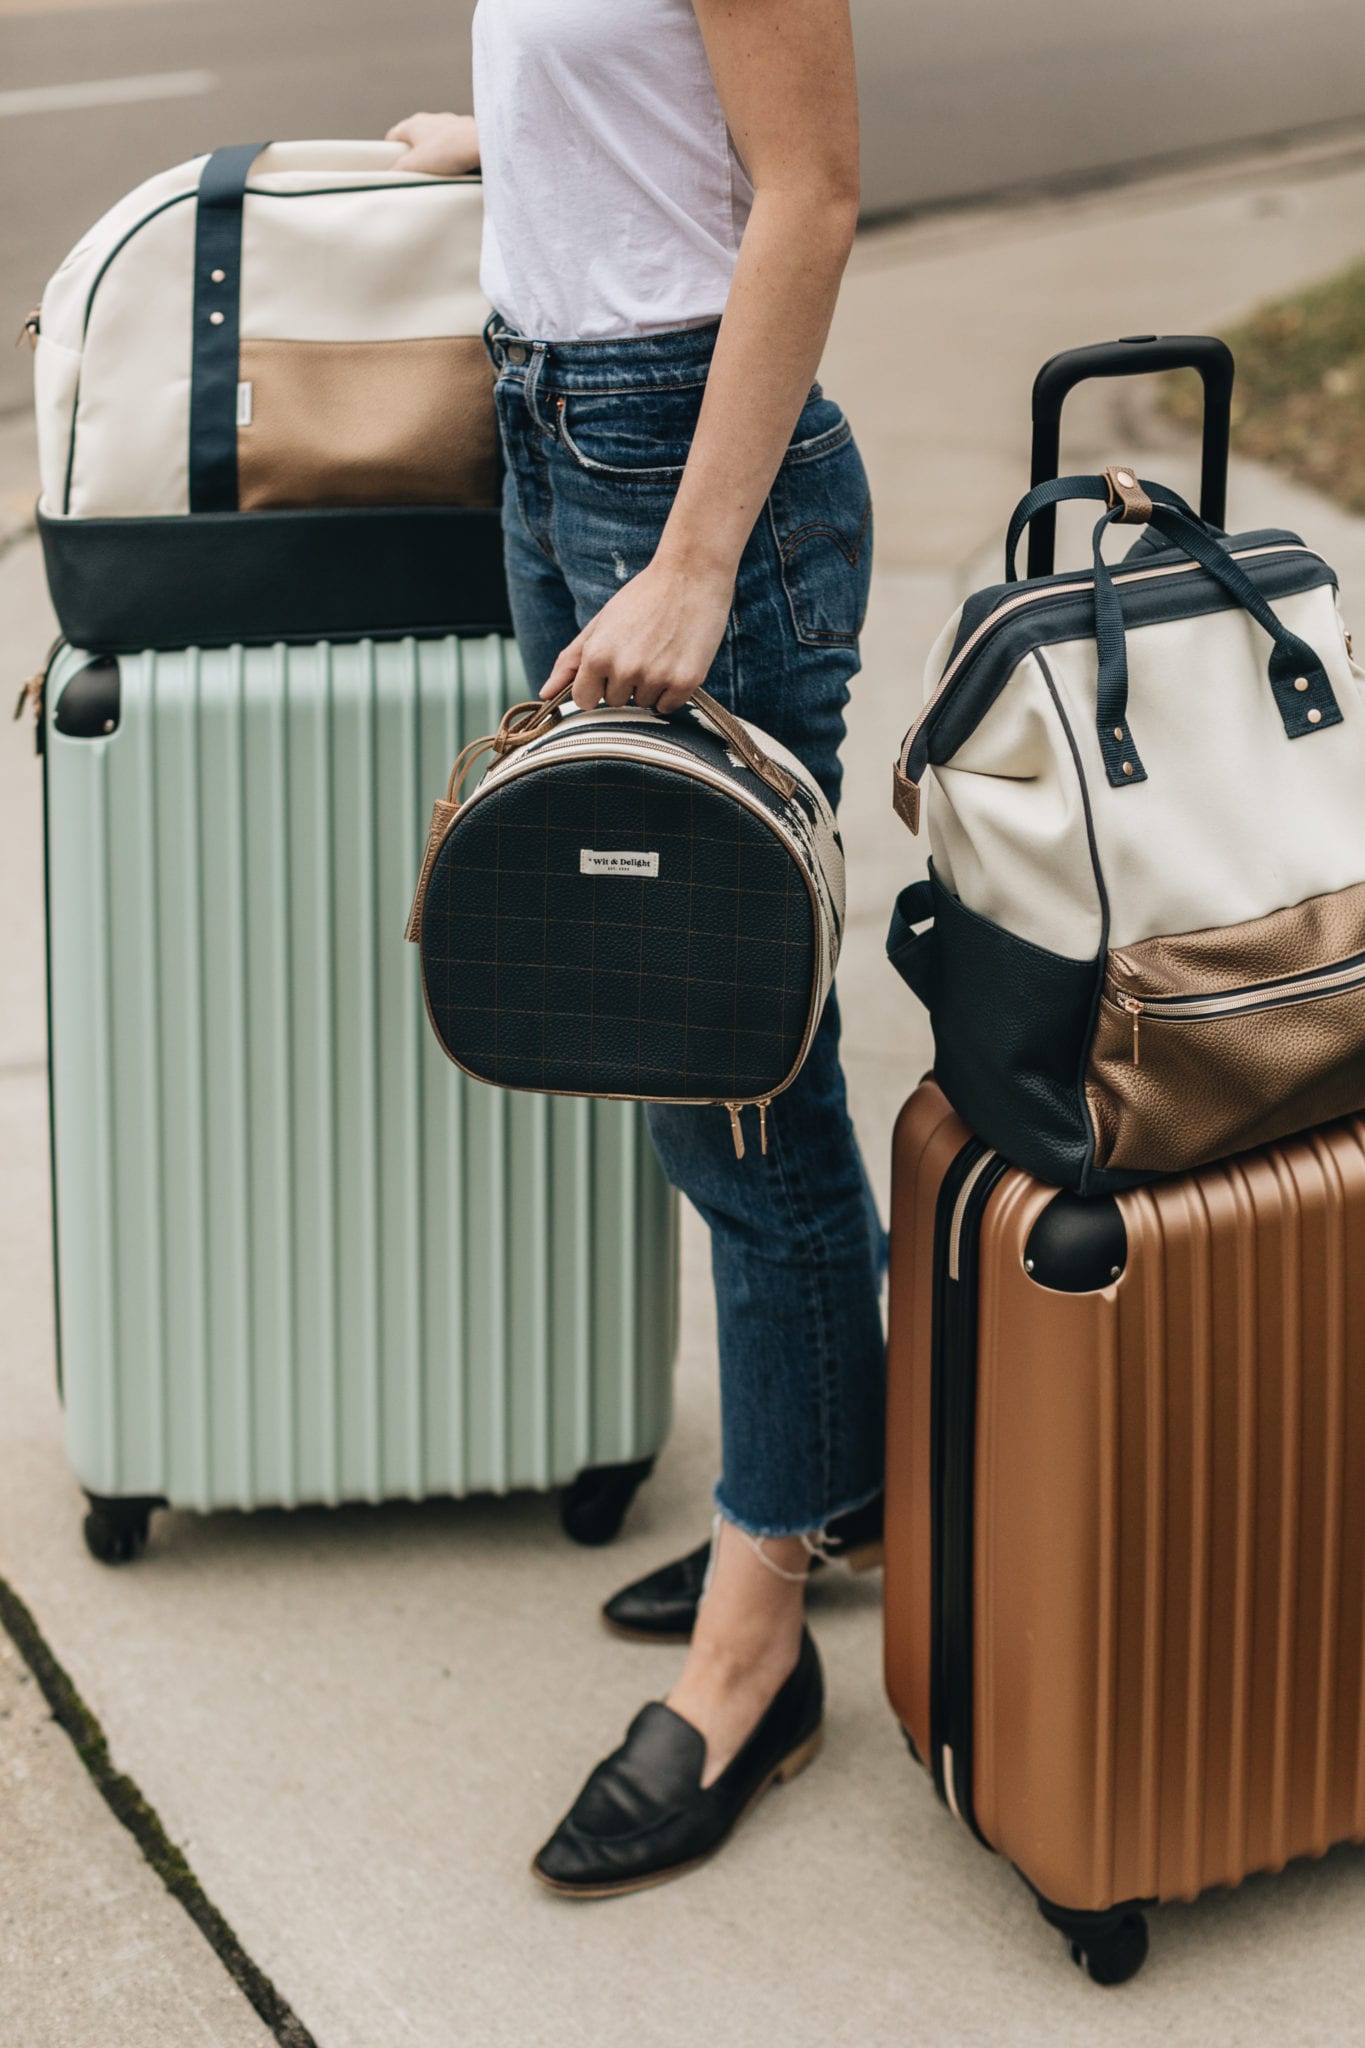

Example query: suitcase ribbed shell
[44,636,678,1511]
[886,1081,1365,1913]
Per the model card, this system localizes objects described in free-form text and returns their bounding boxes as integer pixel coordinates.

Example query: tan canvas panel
[237,336,498,511]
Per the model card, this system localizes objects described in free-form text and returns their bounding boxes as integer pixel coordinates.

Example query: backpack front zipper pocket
[1085,888,1365,1175]
[1108,951,1365,1067]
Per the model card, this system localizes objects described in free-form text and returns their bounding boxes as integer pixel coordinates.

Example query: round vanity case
[405,686,845,1157]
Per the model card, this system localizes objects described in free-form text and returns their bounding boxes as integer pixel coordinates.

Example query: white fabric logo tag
[580,850,659,877]
[236,381,254,427]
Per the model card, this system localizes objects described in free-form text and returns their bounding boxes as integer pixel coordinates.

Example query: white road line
[0,70,217,119]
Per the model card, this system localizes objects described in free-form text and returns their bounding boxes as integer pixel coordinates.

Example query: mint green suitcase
[38,635,679,1560]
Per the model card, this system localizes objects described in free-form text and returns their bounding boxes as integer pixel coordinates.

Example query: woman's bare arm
[386,111,480,175]
[542,0,860,711]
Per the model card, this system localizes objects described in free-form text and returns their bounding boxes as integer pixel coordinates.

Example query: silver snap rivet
[507,342,527,366]
[1110,1264,1122,1281]
[1113,726,1124,741]
[209,310,225,326]
[1024,1258,1035,1274]
[211,268,227,284]
[1294,676,1309,692]
[102,717,115,734]
[1122,761,1134,777]
[1308,707,1323,724]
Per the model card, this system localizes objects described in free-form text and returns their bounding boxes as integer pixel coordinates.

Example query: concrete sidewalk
[4,132,1365,2048]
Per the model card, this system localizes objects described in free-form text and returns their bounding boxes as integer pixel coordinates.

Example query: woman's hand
[385,111,480,177]
[539,555,735,713]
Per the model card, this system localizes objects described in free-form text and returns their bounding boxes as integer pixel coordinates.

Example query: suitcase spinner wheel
[1035,1897,1150,1987]
[82,1492,163,1564]
[559,1456,657,1547]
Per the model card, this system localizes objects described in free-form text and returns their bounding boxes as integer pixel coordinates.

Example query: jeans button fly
[507,342,528,366]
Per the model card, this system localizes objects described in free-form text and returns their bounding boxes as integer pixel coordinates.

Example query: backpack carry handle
[1027,336,1234,578]
[1087,494,1341,787]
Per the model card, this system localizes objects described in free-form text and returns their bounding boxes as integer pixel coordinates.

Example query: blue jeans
[485,312,887,1536]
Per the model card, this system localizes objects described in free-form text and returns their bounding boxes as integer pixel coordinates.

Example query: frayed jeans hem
[709,1478,883,1543]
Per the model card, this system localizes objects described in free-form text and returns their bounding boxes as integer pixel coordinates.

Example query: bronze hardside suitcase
[884,1078,1365,1984]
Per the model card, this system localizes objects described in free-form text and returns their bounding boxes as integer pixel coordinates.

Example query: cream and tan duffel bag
[29,140,509,650]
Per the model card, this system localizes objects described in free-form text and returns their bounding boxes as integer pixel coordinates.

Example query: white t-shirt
[471,0,754,340]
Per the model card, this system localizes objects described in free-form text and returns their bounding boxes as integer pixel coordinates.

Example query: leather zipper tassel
[757,1097,771,1155]
[1124,996,1143,1066]
[724,1103,746,1160]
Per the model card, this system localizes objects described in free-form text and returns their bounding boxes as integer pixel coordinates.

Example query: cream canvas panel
[238,183,486,343]
[930,577,1365,959]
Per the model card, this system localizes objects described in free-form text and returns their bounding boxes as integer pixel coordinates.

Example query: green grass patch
[1165,261,1365,513]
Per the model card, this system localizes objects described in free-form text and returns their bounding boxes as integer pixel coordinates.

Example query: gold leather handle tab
[892,763,922,835]
[1104,464,1154,524]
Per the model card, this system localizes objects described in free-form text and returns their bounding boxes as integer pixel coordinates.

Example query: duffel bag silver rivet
[1113,726,1124,740]
[209,310,225,326]
[211,268,226,284]
[1294,676,1309,692]
[1308,707,1323,724]
[1122,760,1134,776]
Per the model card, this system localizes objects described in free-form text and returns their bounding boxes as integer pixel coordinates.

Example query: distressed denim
[484,311,887,1536]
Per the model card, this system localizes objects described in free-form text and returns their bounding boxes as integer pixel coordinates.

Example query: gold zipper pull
[724,1102,746,1160]
[1122,995,1143,1066]
[13,670,43,727]
[15,308,39,350]
[756,1097,771,1155]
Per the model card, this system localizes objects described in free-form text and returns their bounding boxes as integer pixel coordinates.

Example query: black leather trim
[37,504,513,651]
[924,864,1099,1190]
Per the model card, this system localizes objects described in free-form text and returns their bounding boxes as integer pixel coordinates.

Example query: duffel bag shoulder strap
[189,143,272,513]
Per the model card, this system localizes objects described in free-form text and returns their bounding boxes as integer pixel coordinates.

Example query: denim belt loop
[523,340,556,438]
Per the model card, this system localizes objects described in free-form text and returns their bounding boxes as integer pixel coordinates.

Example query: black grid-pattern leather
[422,756,817,1098]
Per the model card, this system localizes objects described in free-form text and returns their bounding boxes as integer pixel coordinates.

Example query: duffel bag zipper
[1108,950,1365,1067]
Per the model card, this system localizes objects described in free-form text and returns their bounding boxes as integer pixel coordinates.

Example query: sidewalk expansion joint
[0,1572,322,2048]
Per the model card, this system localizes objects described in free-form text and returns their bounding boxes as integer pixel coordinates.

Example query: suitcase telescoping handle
[1027,335,1234,578]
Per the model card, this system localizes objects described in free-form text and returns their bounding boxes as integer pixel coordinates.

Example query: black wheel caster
[1069,1913,1148,1986]
[1037,1896,1149,1986]
[82,1494,161,1565]
[899,1723,925,1767]
[560,1456,656,1546]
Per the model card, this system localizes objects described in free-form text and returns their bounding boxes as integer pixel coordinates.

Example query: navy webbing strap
[1088,498,1341,787]
[189,143,271,513]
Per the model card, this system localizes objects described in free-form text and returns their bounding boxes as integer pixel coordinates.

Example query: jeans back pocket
[767,407,873,648]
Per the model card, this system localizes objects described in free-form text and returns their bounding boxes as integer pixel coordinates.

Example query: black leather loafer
[532,1628,824,1897]
[601,1493,884,1644]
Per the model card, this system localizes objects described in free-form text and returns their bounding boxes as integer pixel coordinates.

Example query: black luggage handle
[1027,335,1234,578]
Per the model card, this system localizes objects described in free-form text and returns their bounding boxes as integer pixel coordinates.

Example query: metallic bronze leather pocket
[236,336,498,510]
[1086,882,1365,1174]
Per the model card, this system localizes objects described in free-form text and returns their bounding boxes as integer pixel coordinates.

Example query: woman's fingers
[539,633,585,700]
[653,683,701,715]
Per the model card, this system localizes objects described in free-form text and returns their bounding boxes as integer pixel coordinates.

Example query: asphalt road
[1,0,1363,415]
